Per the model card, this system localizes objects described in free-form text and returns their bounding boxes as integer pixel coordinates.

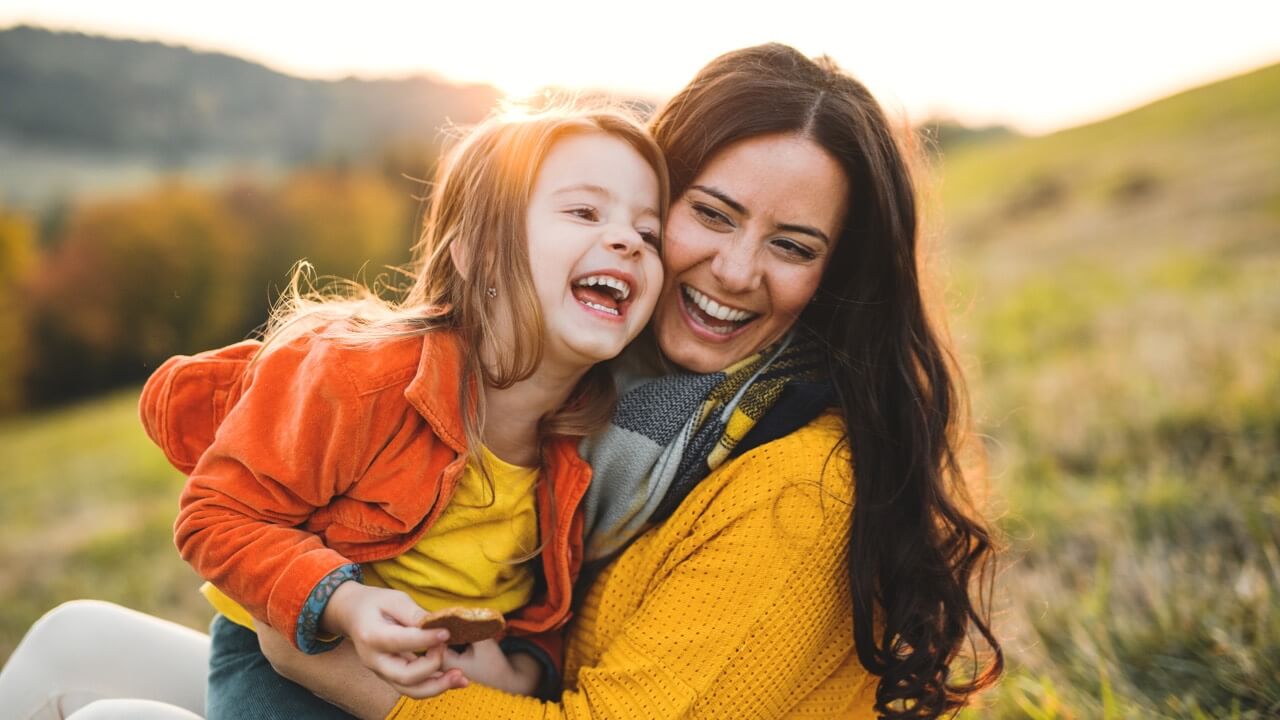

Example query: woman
[0,43,1000,719]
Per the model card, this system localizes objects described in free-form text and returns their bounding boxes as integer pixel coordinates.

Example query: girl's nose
[603,224,643,256]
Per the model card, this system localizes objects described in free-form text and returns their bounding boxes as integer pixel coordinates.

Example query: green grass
[0,389,213,661]
[947,62,1280,719]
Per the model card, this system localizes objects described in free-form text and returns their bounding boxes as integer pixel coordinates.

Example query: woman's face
[652,133,850,373]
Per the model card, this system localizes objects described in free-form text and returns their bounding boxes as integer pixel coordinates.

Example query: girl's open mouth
[571,272,633,319]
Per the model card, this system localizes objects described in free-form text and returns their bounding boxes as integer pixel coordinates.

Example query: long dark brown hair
[650,44,1002,717]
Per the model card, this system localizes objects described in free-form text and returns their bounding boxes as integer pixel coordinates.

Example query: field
[945,63,1280,717]
[2,64,1278,717]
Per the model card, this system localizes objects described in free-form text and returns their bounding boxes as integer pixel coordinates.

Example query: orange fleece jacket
[139,329,590,666]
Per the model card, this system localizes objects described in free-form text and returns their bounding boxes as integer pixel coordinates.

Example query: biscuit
[419,606,505,645]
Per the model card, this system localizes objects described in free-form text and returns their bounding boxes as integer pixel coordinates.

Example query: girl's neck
[480,360,586,467]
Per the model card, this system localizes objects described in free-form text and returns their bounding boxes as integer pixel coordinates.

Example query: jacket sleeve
[384,441,874,719]
[138,340,260,474]
[174,336,375,651]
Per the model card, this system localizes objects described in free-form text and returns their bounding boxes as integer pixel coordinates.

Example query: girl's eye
[772,238,818,261]
[567,206,599,221]
[691,203,731,227]
[638,230,661,248]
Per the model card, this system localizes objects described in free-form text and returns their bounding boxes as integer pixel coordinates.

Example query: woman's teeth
[682,285,757,324]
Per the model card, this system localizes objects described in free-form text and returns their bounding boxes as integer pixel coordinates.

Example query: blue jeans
[207,614,356,720]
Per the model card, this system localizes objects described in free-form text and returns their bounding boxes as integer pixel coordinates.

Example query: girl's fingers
[394,668,469,700]
[365,624,449,655]
[371,647,444,687]
[379,592,430,629]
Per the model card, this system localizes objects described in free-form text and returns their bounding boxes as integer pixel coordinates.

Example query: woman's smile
[677,284,759,338]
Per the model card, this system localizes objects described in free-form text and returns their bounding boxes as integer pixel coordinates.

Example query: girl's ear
[449,241,469,280]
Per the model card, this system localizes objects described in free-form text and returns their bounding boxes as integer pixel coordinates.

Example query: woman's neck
[480,361,586,467]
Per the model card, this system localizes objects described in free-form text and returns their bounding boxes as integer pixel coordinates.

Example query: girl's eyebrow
[555,183,658,218]
[691,184,831,246]
[554,182,611,198]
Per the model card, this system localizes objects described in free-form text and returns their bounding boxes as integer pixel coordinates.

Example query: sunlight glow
[2,1,1277,134]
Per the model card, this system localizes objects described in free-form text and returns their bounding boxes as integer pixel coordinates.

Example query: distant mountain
[0,25,501,164]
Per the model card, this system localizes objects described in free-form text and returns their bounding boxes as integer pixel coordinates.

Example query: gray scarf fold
[579,331,826,562]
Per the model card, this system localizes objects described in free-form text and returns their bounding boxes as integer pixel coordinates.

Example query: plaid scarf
[579,330,831,563]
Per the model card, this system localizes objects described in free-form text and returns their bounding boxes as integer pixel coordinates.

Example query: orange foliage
[21,170,417,407]
[0,210,36,412]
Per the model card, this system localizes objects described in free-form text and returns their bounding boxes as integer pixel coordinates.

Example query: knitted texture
[580,331,825,563]
[387,411,877,719]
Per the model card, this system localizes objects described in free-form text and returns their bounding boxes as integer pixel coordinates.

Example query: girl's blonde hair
[259,103,669,467]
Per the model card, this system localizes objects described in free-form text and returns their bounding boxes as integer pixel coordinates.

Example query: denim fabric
[207,615,356,720]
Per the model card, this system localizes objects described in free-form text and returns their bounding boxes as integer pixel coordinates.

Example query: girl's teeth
[574,275,630,301]
[683,286,756,323]
[581,300,619,316]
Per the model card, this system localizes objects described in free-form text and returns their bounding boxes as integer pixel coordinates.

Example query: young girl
[138,105,667,717]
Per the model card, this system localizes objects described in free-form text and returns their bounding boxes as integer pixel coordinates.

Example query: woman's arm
[258,621,402,719]
[266,419,873,719]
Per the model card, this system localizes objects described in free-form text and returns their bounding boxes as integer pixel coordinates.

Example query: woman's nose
[709,237,762,293]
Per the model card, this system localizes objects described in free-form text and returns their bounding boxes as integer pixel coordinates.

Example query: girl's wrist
[319,579,361,637]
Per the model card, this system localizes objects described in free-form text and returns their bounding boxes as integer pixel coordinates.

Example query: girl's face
[652,133,850,373]
[525,131,664,372]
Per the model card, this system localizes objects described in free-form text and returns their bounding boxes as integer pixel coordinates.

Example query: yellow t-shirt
[204,445,540,631]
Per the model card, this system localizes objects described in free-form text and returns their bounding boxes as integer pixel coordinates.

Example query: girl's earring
[486,287,497,298]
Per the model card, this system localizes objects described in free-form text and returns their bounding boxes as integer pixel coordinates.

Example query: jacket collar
[403,330,472,454]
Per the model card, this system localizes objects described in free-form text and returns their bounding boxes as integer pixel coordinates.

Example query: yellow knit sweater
[387,410,877,719]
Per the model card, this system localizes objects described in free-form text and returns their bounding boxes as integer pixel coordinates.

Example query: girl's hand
[442,639,542,696]
[320,581,468,698]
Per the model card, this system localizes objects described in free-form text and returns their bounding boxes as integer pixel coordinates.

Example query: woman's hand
[258,621,402,720]
[320,581,469,698]
[442,640,542,696]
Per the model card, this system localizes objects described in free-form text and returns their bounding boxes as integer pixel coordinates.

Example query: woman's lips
[678,284,757,340]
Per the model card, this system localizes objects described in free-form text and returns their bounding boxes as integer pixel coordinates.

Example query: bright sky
[3,1,1278,134]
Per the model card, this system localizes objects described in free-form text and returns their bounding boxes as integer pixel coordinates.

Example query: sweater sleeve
[386,434,869,719]
[174,336,374,652]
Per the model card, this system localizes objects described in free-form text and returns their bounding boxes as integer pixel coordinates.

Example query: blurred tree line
[0,148,437,414]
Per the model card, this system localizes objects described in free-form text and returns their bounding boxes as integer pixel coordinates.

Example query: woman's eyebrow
[777,222,832,246]
[689,185,747,215]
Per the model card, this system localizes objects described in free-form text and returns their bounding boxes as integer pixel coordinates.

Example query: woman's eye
[691,203,731,227]
[772,238,817,261]
[567,206,599,221]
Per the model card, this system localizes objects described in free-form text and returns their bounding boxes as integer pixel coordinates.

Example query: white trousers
[0,600,210,720]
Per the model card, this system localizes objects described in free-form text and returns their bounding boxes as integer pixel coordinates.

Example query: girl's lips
[570,269,637,322]
[677,285,757,342]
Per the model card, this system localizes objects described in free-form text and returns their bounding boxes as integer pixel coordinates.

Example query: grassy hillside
[943,64,1280,718]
